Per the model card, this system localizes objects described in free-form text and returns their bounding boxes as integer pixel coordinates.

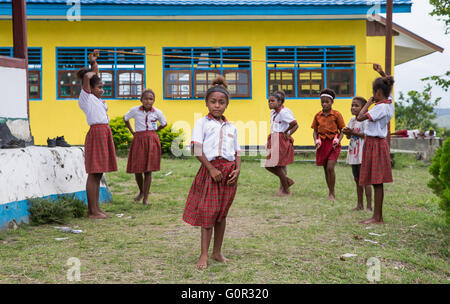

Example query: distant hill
[434,108,450,128]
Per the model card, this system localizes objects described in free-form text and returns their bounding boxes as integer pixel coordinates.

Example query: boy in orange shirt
[311,88,346,200]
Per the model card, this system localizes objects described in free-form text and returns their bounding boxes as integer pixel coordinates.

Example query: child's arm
[157,112,168,132]
[82,50,100,93]
[192,143,223,182]
[285,121,298,137]
[373,63,387,77]
[156,123,167,132]
[313,129,321,149]
[123,117,135,135]
[357,97,374,122]
[227,154,241,185]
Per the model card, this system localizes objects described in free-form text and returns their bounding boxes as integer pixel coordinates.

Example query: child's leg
[364,185,373,210]
[94,174,108,217]
[142,172,152,205]
[196,227,213,269]
[211,218,228,263]
[86,173,106,219]
[325,160,337,200]
[361,184,383,224]
[354,181,364,210]
[134,173,144,202]
[265,167,290,195]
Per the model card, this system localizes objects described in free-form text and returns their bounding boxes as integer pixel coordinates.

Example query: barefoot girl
[183,76,241,269]
[357,75,395,224]
[265,90,298,196]
[77,50,118,219]
[311,89,346,200]
[343,97,372,211]
[124,89,167,205]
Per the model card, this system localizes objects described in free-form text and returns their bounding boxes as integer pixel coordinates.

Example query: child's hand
[373,63,383,74]
[209,167,223,182]
[315,138,322,150]
[342,127,353,136]
[332,135,340,149]
[227,169,240,185]
[368,96,375,105]
[88,49,100,62]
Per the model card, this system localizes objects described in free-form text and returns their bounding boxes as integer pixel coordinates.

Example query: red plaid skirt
[183,158,238,228]
[316,137,341,166]
[359,136,393,185]
[126,131,161,173]
[84,124,117,174]
[265,132,294,167]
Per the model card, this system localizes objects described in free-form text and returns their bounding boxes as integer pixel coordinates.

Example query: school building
[0,0,444,148]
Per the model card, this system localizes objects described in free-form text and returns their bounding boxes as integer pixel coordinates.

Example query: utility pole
[386,0,393,149]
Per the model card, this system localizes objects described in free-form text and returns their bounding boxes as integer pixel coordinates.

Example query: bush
[428,137,450,225]
[28,195,87,225]
[157,124,184,155]
[110,117,133,150]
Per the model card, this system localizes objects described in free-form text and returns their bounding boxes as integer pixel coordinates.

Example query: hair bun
[76,67,91,80]
[275,90,286,99]
[384,76,395,86]
[211,75,228,89]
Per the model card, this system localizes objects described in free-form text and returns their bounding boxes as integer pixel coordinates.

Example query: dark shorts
[352,164,361,181]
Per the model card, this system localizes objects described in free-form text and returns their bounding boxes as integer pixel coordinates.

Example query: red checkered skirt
[265,132,294,167]
[126,131,161,173]
[183,158,238,228]
[316,137,341,166]
[84,124,118,174]
[359,136,393,185]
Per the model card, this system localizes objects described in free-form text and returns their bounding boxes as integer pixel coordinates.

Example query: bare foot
[366,207,373,211]
[134,193,143,202]
[98,210,108,217]
[353,206,364,211]
[211,252,229,263]
[142,199,150,205]
[276,190,291,197]
[328,194,336,201]
[195,254,208,269]
[360,217,384,224]
[287,178,295,188]
[88,212,107,219]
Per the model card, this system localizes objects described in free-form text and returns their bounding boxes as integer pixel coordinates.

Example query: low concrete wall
[390,137,443,160]
[0,146,112,230]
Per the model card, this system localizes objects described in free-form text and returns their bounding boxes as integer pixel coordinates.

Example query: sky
[391,0,450,108]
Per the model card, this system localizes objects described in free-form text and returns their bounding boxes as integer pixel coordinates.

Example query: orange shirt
[311,109,345,140]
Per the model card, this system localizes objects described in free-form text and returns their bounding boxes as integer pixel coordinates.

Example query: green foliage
[157,124,184,155]
[428,137,450,224]
[429,0,450,34]
[437,127,450,139]
[28,195,87,225]
[110,117,133,150]
[396,84,439,131]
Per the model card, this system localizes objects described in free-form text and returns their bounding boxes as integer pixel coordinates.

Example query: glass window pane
[237,85,248,95]
[119,73,130,84]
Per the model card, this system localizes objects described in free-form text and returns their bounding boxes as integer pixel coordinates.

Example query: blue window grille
[0,47,42,100]
[163,47,251,99]
[56,47,145,99]
[266,46,355,98]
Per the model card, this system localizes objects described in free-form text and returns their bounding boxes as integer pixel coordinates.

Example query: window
[56,47,145,99]
[0,47,42,99]
[266,46,355,98]
[163,47,251,99]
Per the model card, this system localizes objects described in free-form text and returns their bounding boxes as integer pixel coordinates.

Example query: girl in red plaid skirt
[124,89,167,205]
[265,90,298,196]
[356,64,395,224]
[77,50,118,219]
[183,76,241,269]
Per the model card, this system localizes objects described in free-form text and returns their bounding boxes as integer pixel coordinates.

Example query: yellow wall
[0,19,395,146]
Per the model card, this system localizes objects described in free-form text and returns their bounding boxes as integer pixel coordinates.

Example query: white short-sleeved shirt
[270,106,297,134]
[78,89,109,126]
[124,106,167,132]
[365,100,395,138]
[191,114,240,162]
[346,117,368,165]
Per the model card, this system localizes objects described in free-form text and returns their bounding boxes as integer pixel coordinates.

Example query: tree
[429,0,450,34]
[395,84,440,131]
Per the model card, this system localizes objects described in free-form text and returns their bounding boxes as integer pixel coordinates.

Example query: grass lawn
[0,154,448,284]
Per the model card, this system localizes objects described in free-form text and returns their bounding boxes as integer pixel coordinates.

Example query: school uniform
[124,105,167,173]
[359,100,395,185]
[345,117,369,181]
[78,88,117,174]
[311,109,346,166]
[266,106,297,167]
[183,114,240,228]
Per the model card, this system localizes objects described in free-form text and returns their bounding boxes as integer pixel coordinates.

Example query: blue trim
[0,187,112,231]
[0,4,412,18]
[55,47,146,100]
[266,45,356,99]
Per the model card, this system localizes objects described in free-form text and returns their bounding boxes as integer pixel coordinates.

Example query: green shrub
[428,137,450,224]
[157,124,184,155]
[28,195,87,225]
[110,117,133,150]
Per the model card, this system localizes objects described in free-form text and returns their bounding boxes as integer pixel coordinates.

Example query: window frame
[164,70,192,99]
[117,70,144,99]
[326,68,355,98]
[267,70,296,98]
[28,70,42,100]
[223,70,251,98]
[57,70,81,99]
[297,69,325,98]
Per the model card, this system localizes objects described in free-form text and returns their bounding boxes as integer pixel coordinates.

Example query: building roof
[0,0,414,5]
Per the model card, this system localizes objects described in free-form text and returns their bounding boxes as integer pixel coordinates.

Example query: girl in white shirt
[124,89,167,205]
[77,50,117,220]
[357,75,395,225]
[265,90,298,196]
[183,76,241,270]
